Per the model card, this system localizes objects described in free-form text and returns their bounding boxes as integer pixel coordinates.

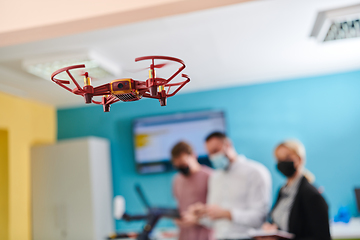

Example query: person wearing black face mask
[171,141,214,240]
[255,140,331,240]
[177,165,191,176]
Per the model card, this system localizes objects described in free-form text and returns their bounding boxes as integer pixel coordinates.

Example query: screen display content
[133,111,226,174]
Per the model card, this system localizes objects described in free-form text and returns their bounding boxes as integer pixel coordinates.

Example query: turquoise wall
[58,70,360,231]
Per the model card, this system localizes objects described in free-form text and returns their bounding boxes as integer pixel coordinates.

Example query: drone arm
[106,96,120,105]
[92,95,119,105]
[91,95,120,112]
[93,83,112,96]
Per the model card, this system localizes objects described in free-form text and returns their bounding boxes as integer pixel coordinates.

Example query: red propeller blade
[79,71,98,80]
[126,62,172,73]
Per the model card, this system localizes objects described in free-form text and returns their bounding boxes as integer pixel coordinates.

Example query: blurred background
[1,0,360,239]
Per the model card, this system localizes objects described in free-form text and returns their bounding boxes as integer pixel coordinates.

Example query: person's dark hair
[205,131,227,142]
[171,141,194,160]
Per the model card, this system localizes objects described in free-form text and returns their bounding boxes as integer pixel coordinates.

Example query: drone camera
[111,79,132,94]
[110,79,142,102]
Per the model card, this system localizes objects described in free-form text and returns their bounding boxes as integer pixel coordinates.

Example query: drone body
[51,56,190,112]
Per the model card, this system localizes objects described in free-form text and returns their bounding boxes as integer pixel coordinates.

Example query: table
[331,218,360,240]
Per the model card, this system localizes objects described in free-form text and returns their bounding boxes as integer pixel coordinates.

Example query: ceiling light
[324,19,360,41]
[22,51,121,81]
[310,4,360,42]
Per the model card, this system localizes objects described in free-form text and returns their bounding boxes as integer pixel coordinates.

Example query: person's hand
[187,202,206,217]
[126,232,138,239]
[254,237,278,240]
[205,204,231,220]
[175,203,206,228]
[253,223,279,240]
[175,210,199,228]
[262,222,278,231]
[174,218,195,228]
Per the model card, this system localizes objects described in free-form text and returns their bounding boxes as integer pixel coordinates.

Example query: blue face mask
[209,152,230,170]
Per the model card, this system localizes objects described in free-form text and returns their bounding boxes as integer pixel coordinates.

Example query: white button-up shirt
[207,155,272,239]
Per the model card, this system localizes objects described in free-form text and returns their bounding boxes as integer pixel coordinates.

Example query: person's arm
[173,176,187,227]
[172,176,179,203]
[196,174,218,227]
[295,193,331,240]
[206,174,219,206]
[173,176,207,228]
[229,167,272,228]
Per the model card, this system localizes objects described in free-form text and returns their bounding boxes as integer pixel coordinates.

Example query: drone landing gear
[159,90,167,106]
[103,104,110,112]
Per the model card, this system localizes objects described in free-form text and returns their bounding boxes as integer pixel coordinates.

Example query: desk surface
[331,218,360,239]
[113,221,360,240]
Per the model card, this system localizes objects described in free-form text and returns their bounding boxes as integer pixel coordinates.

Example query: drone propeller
[126,62,173,73]
[78,70,99,81]
[79,71,88,78]
[150,63,169,69]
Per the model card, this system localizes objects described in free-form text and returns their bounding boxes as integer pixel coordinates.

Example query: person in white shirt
[188,132,272,240]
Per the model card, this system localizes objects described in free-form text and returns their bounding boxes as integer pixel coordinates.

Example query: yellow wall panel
[0,130,9,240]
[0,92,56,240]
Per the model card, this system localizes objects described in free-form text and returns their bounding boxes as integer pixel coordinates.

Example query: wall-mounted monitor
[133,110,226,174]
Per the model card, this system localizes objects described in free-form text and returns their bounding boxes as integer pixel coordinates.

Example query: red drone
[51,56,190,112]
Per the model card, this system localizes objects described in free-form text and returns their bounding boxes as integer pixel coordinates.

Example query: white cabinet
[31,137,114,240]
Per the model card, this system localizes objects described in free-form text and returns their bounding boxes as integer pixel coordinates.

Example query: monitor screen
[355,188,360,213]
[133,110,226,174]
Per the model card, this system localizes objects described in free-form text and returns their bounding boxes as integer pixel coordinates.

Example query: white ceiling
[1,0,360,108]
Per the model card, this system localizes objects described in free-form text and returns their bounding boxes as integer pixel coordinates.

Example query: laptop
[355,188,360,214]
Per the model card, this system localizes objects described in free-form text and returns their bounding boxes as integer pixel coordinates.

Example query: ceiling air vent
[310,4,360,42]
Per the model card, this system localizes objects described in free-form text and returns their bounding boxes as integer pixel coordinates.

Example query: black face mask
[177,166,191,176]
[277,161,297,177]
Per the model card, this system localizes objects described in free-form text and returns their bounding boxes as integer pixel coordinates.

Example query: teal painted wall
[58,70,360,231]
